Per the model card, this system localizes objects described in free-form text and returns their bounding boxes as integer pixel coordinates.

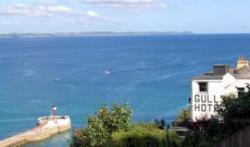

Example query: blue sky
[0,0,249,33]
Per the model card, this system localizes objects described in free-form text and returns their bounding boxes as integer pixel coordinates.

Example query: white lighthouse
[191,57,250,121]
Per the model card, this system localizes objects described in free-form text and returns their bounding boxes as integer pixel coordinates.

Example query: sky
[0,0,249,34]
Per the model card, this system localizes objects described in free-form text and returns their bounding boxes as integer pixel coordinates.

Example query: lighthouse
[51,105,57,120]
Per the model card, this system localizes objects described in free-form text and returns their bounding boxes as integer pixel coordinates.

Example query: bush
[166,129,182,147]
[217,90,250,136]
[154,118,166,130]
[173,107,190,127]
[181,87,250,146]
[71,103,132,147]
[71,103,183,147]
[70,129,91,147]
[112,124,166,147]
[111,124,181,147]
[182,118,221,147]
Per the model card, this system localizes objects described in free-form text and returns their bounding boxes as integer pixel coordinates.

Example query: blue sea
[0,34,250,146]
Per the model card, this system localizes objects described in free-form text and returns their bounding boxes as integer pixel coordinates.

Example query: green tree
[182,87,250,147]
[71,103,132,147]
[173,107,190,127]
[154,118,166,130]
[86,116,109,146]
[217,88,250,136]
[111,124,178,147]
[181,118,221,147]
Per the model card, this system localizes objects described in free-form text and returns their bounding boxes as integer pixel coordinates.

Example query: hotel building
[191,57,250,121]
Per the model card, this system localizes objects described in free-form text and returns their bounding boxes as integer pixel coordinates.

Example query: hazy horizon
[1,31,250,35]
[0,0,249,34]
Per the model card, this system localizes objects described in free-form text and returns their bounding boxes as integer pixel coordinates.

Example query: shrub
[173,107,190,127]
[71,103,183,147]
[111,124,181,147]
[154,118,166,130]
[166,130,182,147]
[181,87,250,146]
[71,103,132,147]
[70,129,91,147]
[182,118,221,147]
[217,90,250,136]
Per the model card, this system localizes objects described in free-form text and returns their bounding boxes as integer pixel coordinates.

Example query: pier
[0,115,71,147]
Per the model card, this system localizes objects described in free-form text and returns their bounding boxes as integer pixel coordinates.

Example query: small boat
[105,69,111,74]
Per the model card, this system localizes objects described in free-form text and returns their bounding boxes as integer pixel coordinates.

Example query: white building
[191,57,250,121]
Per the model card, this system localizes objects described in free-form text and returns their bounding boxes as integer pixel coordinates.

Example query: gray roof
[234,74,250,79]
[193,72,250,80]
[192,73,224,80]
[193,63,250,80]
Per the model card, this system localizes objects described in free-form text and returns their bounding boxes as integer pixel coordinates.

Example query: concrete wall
[0,116,71,147]
[28,123,71,142]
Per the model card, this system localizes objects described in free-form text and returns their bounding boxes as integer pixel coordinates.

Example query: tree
[154,118,166,130]
[182,87,250,147]
[217,87,250,136]
[173,107,191,127]
[182,117,221,147]
[71,103,132,147]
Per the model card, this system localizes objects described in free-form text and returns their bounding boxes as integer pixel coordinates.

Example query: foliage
[111,124,181,147]
[173,107,191,127]
[182,118,221,147]
[182,87,250,147]
[70,103,132,147]
[165,129,182,147]
[86,116,109,146]
[154,118,166,130]
[70,128,91,147]
[71,89,250,147]
[71,103,183,147]
[217,90,250,136]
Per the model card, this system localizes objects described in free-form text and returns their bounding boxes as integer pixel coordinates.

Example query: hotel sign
[193,94,220,112]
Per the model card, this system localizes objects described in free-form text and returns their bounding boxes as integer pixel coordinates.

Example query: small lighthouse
[0,105,71,146]
[51,105,57,120]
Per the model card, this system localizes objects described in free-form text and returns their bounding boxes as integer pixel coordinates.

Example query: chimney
[236,56,249,70]
[213,64,230,75]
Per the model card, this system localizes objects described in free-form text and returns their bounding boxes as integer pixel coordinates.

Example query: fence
[215,126,250,147]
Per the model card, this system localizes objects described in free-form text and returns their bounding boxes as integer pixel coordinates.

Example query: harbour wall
[0,116,71,147]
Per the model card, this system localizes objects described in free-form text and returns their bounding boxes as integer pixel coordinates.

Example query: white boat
[105,69,111,74]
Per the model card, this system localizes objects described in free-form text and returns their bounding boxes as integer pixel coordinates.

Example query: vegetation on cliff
[71,88,250,147]
[182,87,250,147]
[172,107,190,127]
[70,103,181,147]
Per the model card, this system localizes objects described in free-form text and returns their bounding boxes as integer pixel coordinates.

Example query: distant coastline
[0,31,193,38]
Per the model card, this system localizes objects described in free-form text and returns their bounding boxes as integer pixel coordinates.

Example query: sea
[0,34,250,146]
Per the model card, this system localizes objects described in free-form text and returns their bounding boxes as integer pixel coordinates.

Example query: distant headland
[0,31,193,38]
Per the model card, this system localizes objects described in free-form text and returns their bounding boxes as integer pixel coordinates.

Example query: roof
[192,59,250,80]
[234,74,250,79]
[192,73,224,80]
[193,72,250,80]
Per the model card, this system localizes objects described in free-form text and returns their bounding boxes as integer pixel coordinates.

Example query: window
[237,87,245,96]
[198,82,208,92]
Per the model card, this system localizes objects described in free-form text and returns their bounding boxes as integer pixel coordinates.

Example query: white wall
[191,73,250,121]
[191,80,222,121]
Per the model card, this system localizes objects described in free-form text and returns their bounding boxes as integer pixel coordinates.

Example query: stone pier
[0,116,71,147]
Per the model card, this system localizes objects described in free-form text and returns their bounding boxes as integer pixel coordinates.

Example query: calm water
[0,34,250,146]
